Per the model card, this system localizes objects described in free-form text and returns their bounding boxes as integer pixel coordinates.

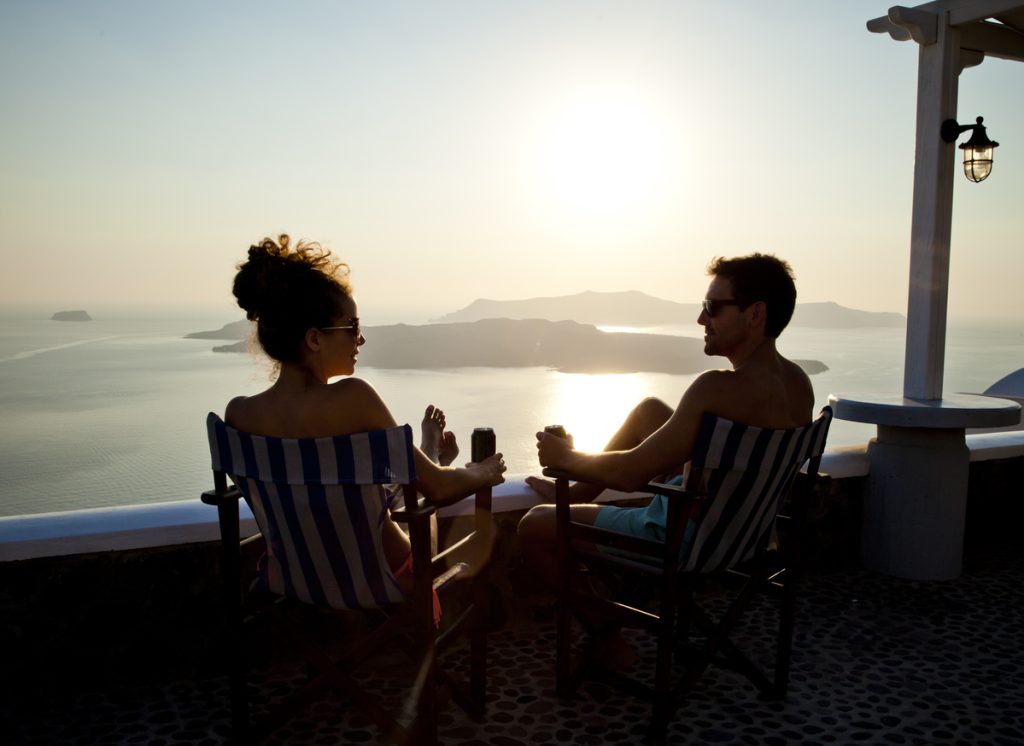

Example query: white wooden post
[903,15,960,400]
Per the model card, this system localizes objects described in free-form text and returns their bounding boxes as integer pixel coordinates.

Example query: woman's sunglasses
[319,318,361,336]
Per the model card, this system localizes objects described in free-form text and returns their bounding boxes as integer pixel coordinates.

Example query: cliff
[433,292,903,328]
[196,318,827,376]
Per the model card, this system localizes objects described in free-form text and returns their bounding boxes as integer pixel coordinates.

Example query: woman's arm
[413,448,506,504]
[334,378,505,503]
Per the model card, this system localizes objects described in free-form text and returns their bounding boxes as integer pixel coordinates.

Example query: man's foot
[525,475,556,501]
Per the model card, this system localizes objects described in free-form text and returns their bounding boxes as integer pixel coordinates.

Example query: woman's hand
[467,452,506,486]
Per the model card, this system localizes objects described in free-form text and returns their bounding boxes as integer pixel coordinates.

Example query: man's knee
[518,504,555,543]
[630,396,673,433]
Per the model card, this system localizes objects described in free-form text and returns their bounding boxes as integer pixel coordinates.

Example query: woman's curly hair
[232,234,352,363]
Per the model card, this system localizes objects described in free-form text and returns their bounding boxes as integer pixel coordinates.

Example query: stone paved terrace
[3,460,1023,745]
[6,546,1024,744]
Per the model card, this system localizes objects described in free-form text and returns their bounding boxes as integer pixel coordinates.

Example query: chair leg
[555,477,573,697]
[418,635,439,746]
[409,514,439,746]
[216,500,251,742]
[677,572,776,698]
[228,643,250,743]
[648,580,677,743]
[774,574,798,697]
[470,575,488,715]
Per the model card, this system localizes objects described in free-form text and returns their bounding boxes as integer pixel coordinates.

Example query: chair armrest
[541,468,709,503]
[542,467,578,481]
[201,486,242,506]
[645,480,710,502]
[391,497,437,523]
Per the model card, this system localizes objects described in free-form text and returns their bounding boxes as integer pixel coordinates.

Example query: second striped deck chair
[202,413,491,746]
[549,407,832,744]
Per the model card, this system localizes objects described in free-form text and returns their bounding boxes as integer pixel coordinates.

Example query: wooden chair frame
[203,447,493,745]
[550,409,831,744]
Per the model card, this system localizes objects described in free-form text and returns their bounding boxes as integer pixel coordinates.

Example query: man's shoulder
[778,354,816,402]
[690,367,741,390]
[683,369,741,407]
[681,355,814,424]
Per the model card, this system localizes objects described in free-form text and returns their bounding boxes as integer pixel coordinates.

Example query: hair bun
[232,235,294,321]
[230,234,353,363]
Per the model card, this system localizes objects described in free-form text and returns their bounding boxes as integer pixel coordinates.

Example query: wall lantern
[940,116,999,183]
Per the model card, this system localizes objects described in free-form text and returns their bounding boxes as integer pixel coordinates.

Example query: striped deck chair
[549,406,832,744]
[202,413,491,746]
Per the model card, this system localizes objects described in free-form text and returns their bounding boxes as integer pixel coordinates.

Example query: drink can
[471,427,496,462]
[544,424,567,439]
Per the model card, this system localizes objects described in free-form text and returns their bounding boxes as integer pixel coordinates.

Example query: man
[517,253,814,666]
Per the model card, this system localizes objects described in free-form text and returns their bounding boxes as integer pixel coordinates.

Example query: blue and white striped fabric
[206,413,417,610]
[679,406,832,574]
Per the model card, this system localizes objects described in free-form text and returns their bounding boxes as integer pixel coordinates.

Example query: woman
[226,233,506,583]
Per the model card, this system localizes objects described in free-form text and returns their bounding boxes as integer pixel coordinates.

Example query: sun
[523,86,678,222]
[551,373,650,454]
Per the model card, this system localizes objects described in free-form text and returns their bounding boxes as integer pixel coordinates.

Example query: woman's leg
[382,513,412,574]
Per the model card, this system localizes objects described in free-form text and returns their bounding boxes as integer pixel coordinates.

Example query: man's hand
[536,430,574,471]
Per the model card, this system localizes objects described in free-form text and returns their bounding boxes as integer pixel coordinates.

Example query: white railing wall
[2,432,1022,562]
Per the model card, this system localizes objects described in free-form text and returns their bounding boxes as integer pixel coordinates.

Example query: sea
[1,314,1021,517]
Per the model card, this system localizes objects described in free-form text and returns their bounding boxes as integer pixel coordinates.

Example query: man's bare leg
[519,502,636,668]
[525,396,674,502]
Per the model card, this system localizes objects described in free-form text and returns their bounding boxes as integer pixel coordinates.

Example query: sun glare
[550,373,649,453]
[523,87,679,224]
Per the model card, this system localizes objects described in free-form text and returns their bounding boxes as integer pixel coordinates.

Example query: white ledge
[0,477,633,562]
[3,431,1023,563]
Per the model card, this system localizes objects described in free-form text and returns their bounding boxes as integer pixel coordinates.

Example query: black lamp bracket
[941,116,984,144]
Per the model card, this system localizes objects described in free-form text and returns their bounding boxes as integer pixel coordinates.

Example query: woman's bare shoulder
[321,376,384,408]
[322,377,397,430]
[224,394,256,428]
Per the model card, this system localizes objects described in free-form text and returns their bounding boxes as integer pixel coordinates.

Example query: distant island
[186,319,248,340]
[51,310,92,322]
[188,317,827,376]
[433,291,904,329]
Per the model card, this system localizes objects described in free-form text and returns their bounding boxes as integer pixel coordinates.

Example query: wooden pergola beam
[960,20,1024,60]
[869,1,1024,59]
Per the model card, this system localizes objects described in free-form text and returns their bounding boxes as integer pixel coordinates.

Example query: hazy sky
[1,1,1020,323]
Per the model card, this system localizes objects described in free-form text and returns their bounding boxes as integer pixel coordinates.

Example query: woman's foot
[421,405,459,465]
[420,405,443,462]
[438,431,458,466]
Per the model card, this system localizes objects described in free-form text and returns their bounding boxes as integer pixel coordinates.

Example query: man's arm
[537,372,726,492]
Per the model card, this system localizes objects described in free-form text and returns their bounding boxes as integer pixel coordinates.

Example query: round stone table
[827,393,1021,580]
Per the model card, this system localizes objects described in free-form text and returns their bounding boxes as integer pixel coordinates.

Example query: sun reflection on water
[546,373,650,453]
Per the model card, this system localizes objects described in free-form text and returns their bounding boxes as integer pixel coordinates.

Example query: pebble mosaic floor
[7,544,1024,746]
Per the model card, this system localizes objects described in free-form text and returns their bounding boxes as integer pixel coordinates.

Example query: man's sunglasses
[700,299,744,317]
[319,318,361,336]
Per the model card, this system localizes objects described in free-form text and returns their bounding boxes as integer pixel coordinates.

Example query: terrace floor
[7,536,1024,746]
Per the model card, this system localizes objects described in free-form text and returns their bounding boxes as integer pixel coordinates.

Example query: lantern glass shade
[962,145,994,183]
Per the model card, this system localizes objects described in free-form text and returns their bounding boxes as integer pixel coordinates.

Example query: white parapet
[3,430,1023,564]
